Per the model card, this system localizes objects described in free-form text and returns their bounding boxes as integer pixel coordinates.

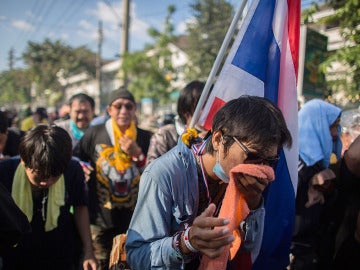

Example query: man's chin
[76,122,89,129]
[116,120,130,128]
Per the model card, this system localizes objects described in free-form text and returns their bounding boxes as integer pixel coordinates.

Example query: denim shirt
[125,140,265,269]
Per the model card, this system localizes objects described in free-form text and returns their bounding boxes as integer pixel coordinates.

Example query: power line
[102,0,122,22]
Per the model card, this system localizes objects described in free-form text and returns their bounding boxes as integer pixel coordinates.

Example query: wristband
[183,226,198,253]
[132,152,145,162]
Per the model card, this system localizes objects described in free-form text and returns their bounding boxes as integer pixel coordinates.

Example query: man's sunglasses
[232,137,280,168]
[111,103,134,111]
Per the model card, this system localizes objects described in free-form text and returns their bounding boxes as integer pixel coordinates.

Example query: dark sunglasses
[232,137,280,168]
[111,103,134,111]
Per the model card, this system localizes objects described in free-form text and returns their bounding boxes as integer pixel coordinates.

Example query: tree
[320,0,360,96]
[0,69,32,107]
[22,39,96,102]
[0,40,97,107]
[184,0,234,81]
[121,5,177,105]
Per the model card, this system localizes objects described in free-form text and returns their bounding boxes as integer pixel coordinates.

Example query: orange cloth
[199,164,275,270]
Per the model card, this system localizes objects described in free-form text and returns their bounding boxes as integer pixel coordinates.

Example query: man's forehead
[71,99,93,107]
[112,98,135,104]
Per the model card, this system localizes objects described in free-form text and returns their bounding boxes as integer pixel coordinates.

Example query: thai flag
[198,0,300,268]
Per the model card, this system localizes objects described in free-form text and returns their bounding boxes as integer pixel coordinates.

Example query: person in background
[15,106,32,128]
[125,96,292,269]
[20,107,48,132]
[47,106,59,125]
[0,180,31,255]
[146,80,206,166]
[58,103,71,121]
[74,87,152,269]
[290,99,342,269]
[55,93,96,149]
[0,125,97,270]
[333,134,360,269]
[0,111,23,160]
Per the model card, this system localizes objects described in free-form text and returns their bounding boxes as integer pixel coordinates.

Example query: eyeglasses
[111,103,134,111]
[232,136,280,168]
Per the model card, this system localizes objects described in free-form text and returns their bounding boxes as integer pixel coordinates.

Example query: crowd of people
[0,84,359,270]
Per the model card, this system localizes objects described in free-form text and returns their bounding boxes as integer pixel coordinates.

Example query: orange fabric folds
[199,164,275,270]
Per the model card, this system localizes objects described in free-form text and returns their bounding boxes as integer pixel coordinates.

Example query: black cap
[109,88,135,105]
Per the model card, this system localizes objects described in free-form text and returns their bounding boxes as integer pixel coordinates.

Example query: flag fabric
[197,0,300,269]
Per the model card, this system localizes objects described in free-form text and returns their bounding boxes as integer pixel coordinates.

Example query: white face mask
[212,141,229,183]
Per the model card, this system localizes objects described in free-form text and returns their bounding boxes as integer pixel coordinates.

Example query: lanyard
[192,137,224,216]
[192,138,211,205]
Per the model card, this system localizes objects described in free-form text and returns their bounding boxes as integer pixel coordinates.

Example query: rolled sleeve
[126,171,188,269]
[240,198,265,260]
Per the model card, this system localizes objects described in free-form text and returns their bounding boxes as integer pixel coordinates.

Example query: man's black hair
[19,125,72,179]
[69,93,95,109]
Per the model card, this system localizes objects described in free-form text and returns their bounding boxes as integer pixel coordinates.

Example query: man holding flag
[126,0,299,268]
[195,0,300,268]
[126,95,292,269]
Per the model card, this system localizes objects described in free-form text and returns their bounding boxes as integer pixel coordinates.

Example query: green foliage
[22,39,96,97]
[120,5,177,105]
[184,0,234,81]
[122,51,170,103]
[319,0,360,95]
[0,69,32,107]
[301,3,318,24]
[0,39,96,106]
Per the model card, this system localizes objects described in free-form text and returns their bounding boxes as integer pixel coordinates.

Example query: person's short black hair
[69,93,95,109]
[177,80,205,125]
[19,125,72,179]
[35,107,48,120]
[206,95,292,155]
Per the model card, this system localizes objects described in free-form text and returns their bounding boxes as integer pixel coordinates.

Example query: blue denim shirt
[125,140,265,269]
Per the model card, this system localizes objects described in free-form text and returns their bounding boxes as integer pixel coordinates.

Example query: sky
[0,0,318,73]
[0,0,242,72]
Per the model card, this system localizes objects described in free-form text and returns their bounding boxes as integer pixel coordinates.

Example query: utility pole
[8,48,14,70]
[120,0,130,87]
[96,20,103,114]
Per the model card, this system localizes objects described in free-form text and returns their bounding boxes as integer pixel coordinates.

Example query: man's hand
[311,168,336,185]
[234,173,269,210]
[82,251,98,270]
[119,135,142,157]
[182,204,234,258]
[80,161,94,182]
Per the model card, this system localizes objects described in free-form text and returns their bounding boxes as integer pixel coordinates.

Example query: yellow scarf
[11,163,65,232]
[112,118,137,171]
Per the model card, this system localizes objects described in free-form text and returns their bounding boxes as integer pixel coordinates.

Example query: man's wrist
[247,195,263,211]
[182,227,198,254]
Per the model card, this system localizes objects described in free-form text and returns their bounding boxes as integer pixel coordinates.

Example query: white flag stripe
[274,0,298,192]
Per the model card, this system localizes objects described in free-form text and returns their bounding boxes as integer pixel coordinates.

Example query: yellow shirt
[20,116,35,131]
[20,116,47,131]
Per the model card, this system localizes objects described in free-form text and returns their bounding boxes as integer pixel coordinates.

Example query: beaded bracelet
[172,231,183,259]
[172,231,185,269]
[183,226,198,253]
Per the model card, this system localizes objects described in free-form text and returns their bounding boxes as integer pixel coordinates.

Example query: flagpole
[189,0,248,129]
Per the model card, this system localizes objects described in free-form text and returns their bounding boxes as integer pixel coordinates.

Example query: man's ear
[211,130,222,151]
